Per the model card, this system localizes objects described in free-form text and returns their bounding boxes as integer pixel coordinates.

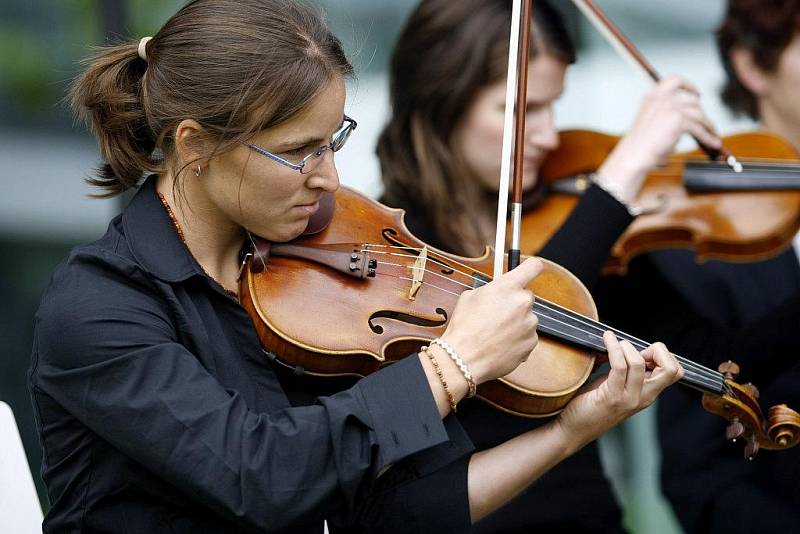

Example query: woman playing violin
[28,1,683,532]
[650,1,800,531]
[378,0,718,532]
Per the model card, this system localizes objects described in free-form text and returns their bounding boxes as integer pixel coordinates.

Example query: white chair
[0,401,43,533]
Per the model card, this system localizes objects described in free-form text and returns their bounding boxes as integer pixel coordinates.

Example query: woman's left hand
[554,331,683,450]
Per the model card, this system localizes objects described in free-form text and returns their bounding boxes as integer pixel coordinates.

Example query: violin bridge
[408,246,428,300]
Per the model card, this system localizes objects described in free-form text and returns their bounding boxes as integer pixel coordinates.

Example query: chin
[256,221,308,243]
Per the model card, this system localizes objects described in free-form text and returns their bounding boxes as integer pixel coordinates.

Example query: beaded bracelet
[422,346,458,412]
[431,338,477,398]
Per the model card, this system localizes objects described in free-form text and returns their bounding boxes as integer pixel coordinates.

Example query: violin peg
[744,437,760,460]
[725,417,745,442]
[718,360,740,380]
[743,382,760,399]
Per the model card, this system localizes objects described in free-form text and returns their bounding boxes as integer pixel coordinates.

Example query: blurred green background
[1,2,749,532]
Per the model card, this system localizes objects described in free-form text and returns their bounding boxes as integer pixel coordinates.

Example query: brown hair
[70,0,352,197]
[377,0,575,256]
[717,0,800,120]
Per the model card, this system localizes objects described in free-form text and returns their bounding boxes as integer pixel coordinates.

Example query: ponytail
[70,41,159,197]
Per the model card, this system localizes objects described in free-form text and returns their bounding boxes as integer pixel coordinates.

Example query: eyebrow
[272,118,346,151]
[273,136,326,151]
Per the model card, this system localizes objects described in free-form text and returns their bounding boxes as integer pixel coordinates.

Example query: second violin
[519,129,800,273]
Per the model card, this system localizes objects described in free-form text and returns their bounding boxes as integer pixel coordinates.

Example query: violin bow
[571,0,743,173]
[494,0,532,277]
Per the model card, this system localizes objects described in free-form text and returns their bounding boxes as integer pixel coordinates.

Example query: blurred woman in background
[378,0,718,531]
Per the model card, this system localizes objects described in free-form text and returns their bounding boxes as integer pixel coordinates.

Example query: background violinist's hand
[594,76,722,205]
[440,257,543,385]
[553,331,683,453]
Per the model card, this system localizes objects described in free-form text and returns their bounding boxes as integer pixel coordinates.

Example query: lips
[293,200,320,215]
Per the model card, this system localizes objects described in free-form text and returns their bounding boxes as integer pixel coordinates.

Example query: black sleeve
[595,256,800,388]
[538,184,633,289]
[30,254,469,532]
[657,387,800,534]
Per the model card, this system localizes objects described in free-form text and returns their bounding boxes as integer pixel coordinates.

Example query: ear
[173,119,211,169]
[729,46,771,97]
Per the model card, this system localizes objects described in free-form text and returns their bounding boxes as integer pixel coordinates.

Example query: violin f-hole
[368,308,448,334]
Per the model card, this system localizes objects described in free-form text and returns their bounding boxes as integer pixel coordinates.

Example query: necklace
[157,192,239,299]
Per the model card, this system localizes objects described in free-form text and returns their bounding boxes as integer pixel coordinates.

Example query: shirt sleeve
[30,252,458,532]
[538,184,633,289]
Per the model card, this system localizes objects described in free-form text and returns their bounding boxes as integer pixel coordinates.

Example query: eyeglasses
[244,115,357,174]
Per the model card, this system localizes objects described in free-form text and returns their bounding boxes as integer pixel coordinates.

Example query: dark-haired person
[644,1,800,532]
[377,0,720,532]
[27,0,684,533]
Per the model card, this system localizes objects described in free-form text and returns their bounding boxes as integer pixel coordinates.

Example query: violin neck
[533,300,728,395]
[684,161,800,192]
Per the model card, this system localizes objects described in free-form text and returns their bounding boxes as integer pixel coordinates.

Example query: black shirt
[28,176,473,533]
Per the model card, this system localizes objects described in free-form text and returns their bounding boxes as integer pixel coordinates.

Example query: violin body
[520,130,800,274]
[240,186,598,417]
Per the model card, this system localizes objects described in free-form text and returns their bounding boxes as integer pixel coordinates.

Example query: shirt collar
[122,175,200,282]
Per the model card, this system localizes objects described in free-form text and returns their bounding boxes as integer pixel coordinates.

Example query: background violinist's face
[452,53,567,192]
[200,77,344,242]
[756,33,800,143]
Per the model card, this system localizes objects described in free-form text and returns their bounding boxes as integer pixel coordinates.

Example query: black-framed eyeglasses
[244,115,357,174]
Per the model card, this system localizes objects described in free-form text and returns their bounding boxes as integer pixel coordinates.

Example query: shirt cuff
[584,183,635,226]
[357,354,450,468]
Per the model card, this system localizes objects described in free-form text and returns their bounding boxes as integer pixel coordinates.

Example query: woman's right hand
[440,257,544,384]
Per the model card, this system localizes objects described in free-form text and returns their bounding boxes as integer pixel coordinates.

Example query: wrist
[551,414,593,458]
[597,144,650,204]
[427,343,470,402]
[440,333,488,384]
[431,337,477,397]
[546,417,583,460]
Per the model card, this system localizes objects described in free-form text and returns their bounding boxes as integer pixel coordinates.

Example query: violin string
[368,243,725,382]
[665,155,800,165]
[529,298,724,383]
[373,270,462,298]
[362,244,494,283]
[366,244,727,385]
[365,244,729,393]
[376,264,726,393]
[375,260,470,292]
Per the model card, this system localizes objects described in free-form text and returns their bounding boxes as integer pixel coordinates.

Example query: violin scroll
[701,361,800,459]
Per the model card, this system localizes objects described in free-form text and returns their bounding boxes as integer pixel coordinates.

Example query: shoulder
[34,218,175,369]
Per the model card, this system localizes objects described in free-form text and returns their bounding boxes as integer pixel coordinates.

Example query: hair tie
[137,36,153,62]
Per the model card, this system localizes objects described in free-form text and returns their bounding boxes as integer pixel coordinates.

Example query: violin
[239,185,800,458]
[525,1,800,272]
[519,129,800,274]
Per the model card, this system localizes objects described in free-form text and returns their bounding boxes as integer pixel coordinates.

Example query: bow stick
[570,0,743,173]
[494,0,532,277]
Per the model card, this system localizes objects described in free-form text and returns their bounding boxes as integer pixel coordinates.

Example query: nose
[526,107,559,152]
[306,149,340,193]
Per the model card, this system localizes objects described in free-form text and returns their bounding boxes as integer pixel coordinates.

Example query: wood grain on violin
[519,130,800,274]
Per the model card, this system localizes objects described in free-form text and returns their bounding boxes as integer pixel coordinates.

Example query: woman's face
[452,53,567,192]
[201,77,346,243]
